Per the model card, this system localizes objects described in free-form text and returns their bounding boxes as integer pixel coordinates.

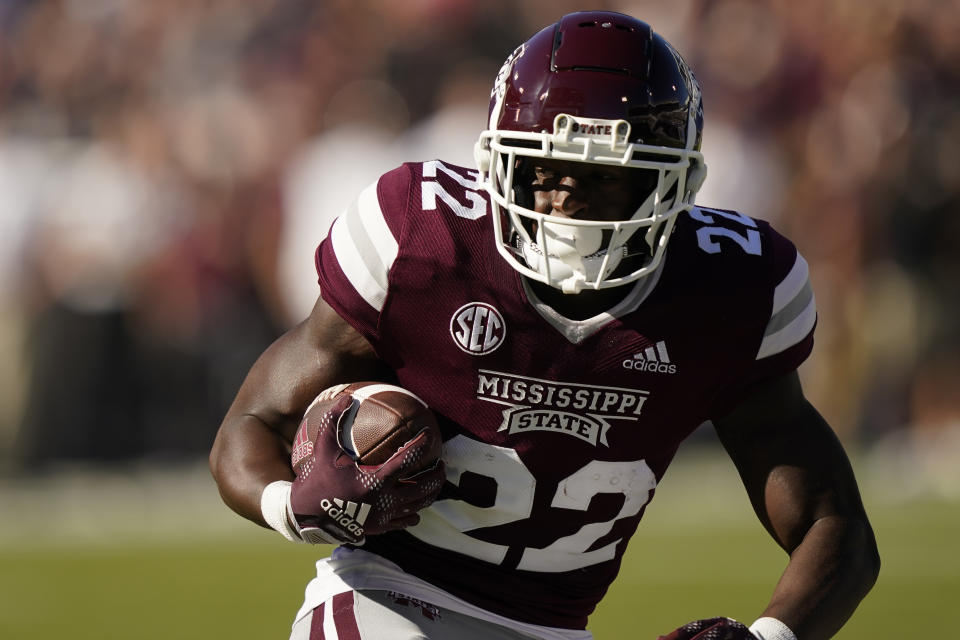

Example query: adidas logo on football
[623,340,677,374]
[321,498,371,538]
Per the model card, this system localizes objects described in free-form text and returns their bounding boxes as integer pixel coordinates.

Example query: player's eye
[534,167,558,182]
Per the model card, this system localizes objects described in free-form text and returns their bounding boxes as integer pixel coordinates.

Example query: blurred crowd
[0,0,957,472]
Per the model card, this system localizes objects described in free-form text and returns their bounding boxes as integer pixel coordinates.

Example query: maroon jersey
[315,161,816,629]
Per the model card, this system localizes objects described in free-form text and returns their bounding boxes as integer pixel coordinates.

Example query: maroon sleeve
[710,225,816,418]
[314,164,417,343]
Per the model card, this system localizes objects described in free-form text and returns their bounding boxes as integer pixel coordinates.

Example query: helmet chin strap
[542,221,603,260]
[520,235,627,294]
[516,168,682,293]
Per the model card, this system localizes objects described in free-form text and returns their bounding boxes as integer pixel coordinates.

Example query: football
[291,381,442,470]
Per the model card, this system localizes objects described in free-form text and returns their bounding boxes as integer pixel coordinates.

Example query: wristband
[749,617,797,640]
[260,480,304,543]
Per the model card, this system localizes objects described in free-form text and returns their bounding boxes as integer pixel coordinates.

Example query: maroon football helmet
[475,11,707,293]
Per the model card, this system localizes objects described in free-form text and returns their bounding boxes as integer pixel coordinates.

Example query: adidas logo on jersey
[320,498,371,538]
[623,341,677,374]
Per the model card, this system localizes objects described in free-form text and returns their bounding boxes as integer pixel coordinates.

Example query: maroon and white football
[291,381,442,470]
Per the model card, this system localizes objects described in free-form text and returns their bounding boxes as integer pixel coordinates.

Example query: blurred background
[0,0,958,637]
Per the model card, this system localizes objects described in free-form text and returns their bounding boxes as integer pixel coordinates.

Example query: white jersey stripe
[343,199,391,291]
[756,252,816,359]
[330,181,399,312]
[771,252,810,314]
[330,215,386,311]
[765,278,814,337]
[757,296,817,359]
[356,181,399,268]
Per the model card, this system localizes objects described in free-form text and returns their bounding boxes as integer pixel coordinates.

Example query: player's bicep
[224,294,387,442]
[713,371,868,552]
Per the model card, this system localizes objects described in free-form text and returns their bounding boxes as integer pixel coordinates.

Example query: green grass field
[1,449,956,639]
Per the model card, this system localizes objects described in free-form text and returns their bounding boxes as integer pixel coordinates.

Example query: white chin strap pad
[521,240,624,293]
[542,222,603,261]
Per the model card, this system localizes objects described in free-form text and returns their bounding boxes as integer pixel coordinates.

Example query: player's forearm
[210,413,296,528]
[760,514,879,639]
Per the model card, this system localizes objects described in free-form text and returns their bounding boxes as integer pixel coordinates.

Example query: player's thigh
[290,589,539,640]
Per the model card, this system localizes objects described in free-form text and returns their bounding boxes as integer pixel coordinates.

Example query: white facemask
[476,113,707,293]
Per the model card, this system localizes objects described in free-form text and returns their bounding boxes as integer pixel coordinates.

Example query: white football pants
[290,589,545,640]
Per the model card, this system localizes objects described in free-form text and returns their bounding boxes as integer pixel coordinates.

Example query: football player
[210,11,879,640]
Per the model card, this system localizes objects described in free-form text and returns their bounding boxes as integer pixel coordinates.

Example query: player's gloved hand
[658,617,757,640]
[290,395,445,545]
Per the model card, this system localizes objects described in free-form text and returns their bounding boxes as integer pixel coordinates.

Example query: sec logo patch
[450,302,506,355]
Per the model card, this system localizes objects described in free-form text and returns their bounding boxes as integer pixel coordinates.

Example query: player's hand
[289,395,445,545]
[658,617,757,640]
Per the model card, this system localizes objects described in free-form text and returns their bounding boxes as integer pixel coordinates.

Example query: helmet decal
[489,44,525,131]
